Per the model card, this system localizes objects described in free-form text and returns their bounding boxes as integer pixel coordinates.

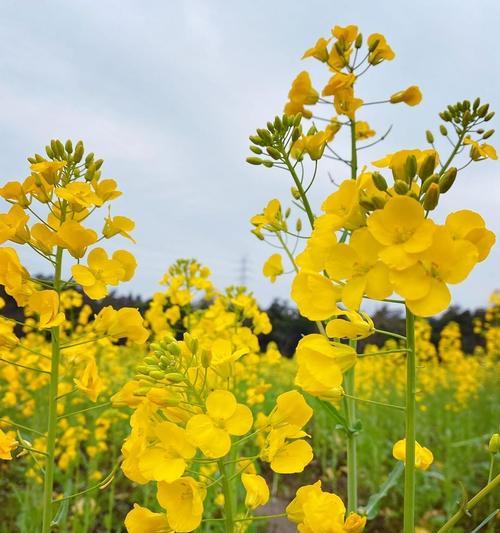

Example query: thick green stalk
[403,307,417,533]
[218,459,235,533]
[42,244,63,532]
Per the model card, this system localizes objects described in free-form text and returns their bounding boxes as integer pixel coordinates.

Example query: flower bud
[266,147,281,160]
[164,372,186,383]
[439,167,457,193]
[372,196,386,209]
[167,342,181,356]
[249,135,265,146]
[73,142,84,163]
[372,171,388,191]
[292,127,301,142]
[257,128,272,144]
[65,140,73,154]
[274,115,282,131]
[394,180,409,194]
[482,129,494,140]
[296,218,302,232]
[291,187,301,199]
[144,356,158,365]
[420,174,439,195]
[368,38,380,52]
[293,113,302,126]
[250,146,262,155]
[263,161,274,168]
[149,370,166,380]
[439,125,448,136]
[246,157,263,166]
[405,155,418,179]
[135,365,149,375]
[267,121,275,133]
[425,130,434,144]
[488,433,500,454]
[201,349,212,368]
[477,104,489,118]
[484,111,495,121]
[45,145,55,159]
[284,207,291,218]
[355,33,363,49]
[419,154,436,180]
[359,198,375,210]
[423,183,440,210]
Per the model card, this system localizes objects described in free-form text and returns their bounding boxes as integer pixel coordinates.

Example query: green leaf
[362,462,404,519]
[310,395,350,434]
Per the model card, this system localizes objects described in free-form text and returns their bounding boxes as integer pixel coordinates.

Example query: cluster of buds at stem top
[133,332,199,393]
[438,98,495,131]
[246,113,303,167]
[27,139,104,183]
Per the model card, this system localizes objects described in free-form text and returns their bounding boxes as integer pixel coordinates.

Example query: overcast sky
[1,0,499,311]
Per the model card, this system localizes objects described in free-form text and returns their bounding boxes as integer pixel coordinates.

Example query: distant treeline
[1,283,486,358]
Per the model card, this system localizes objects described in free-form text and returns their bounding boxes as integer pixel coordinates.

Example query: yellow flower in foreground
[295,334,356,400]
[30,160,66,185]
[0,428,17,460]
[291,271,341,321]
[326,310,374,340]
[367,33,395,64]
[242,473,270,509]
[55,182,102,212]
[263,253,283,283]
[55,220,98,259]
[302,37,330,62]
[260,426,313,474]
[0,247,31,306]
[250,198,282,231]
[124,504,170,533]
[103,214,136,242]
[355,121,376,140]
[186,390,253,458]
[367,196,436,270]
[322,72,356,97]
[138,421,196,482]
[157,477,206,532]
[74,357,104,402]
[72,247,137,299]
[390,86,422,106]
[286,480,366,532]
[296,214,338,272]
[392,438,434,470]
[0,204,30,245]
[28,290,65,329]
[93,306,149,344]
[321,179,366,230]
[445,210,495,261]
[268,390,313,430]
[332,24,358,47]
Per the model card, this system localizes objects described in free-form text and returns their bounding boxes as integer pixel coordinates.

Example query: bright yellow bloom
[445,210,495,261]
[326,310,374,340]
[74,357,104,402]
[355,121,376,140]
[251,198,282,231]
[332,24,358,47]
[91,178,122,202]
[321,180,366,230]
[93,306,149,344]
[302,37,330,62]
[103,215,136,242]
[0,317,19,348]
[186,390,253,458]
[367,33,395,64]
[326,227,393,309]
[124,504,170,533]
[54,220,98,259]
[138,421,196,482]
[157,477,206,532]
[0,247,32,306]
[291,271,341,321]
[322,72,356,97]
[334,87,364,118]
[344,513,368,532]
[284,71,319,118]
[72,247,137,299]
[390,86,422,106]
[0,428,17,460]
[55,182,102,212]
[30,160,66,185]
[260,426,313,473]
[367,196,436,270]
[390,226,478,316]
[242,473,270,509]
[210,339,248,366]
[28,290,65,328]
[296,215,338,272]
[0,205,30,245]
[0,180,31,207]
[268,390,313,430]
[392,438,434,470]
[291,129,331,160]
[263,253,283,283]
[30,223,57,255]
[372,148,438,182]
[464,137,497,160]
[295,334,356,399]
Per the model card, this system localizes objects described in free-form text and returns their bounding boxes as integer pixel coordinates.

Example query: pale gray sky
[1,0,499,309]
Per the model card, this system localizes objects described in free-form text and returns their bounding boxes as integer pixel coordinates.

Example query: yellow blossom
[302,37,330,62]
[55,182,102,212]
[27,290,65,329]
[93,306,149,344]
[367,33,395,64]
[30,160,66,185]
[263,253,283,283]
[74,357,104,402]
[392,438,434,470]
[445,210,495,261]
[355,121,376,140]
[326,310,375,340]
[390,85,423,106]
[103,214,136,242]
[0,428,17,460]
[124,504,171,533]
[241,473,270,509]
[464,137,497,160]
[54,220,98,259]
[291,271,341,321]
[0,204,30,245]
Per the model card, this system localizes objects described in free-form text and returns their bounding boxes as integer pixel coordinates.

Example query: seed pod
[267,147,281,160]
[419,154,436,180]
[420,174,439,195]
[394,180,409,194]
[483,129,494,139]
[439,167,457,193]
[405,155,418,179]
[371,171,388,191]
[439,125,448,136]
[423,183,440,210]
[425,130,434,144]
[246,157,263,165]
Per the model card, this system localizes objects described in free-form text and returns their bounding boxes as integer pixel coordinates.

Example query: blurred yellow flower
[392,438,434,470]
[263,253,283,283]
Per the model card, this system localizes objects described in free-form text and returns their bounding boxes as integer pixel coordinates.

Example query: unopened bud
[73,142,84,163]
[257,128,272,144]
[246,157,263,166]
[263,160,273,168]
[65,140,73,154]
[477,104,490,118]
[420,174,439,194]
[439,125,448,136]
[484,111,495,121]
[201,349,212,368]
[291,187,301,200]
[143,356,158,365]
[149,370,166,380]
[359,198,375,210]
[419,154,436,180]
[296,218,302,232]
[249,135,265,146]
[372,172,388,191]
[372,196,386,209]
[284,207,291,218]
[483,129,494,140]
[439,167,457,193]
[355,33,363,49]
[425,130,434,144]
[266,147,281,160]
[167,342,181,356]
[368,38,380,52]
[488,433,500,454]
[293,113,302,126]
[164,372,185,383]
[267,121,275,133]
[423,183,440,210]
[394,180,409,194]
[405,155,418,179]
[473,97,480,111]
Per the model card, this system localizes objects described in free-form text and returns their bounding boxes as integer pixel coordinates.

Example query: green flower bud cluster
[27,139,104,183]
[135,335,186,384]
[438,98,495,133]
[246,113,302,167]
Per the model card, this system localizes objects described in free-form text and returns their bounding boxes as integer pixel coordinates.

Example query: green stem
[437,474,500,532]
[217,459,235,533]
[281,151,315,228]
[374,328,407,342]
[42,244,63,533]
[343,394,405,412]
[0,418,44,436]
[0,357,50,374]
[439,129,467,175]
[344,363,358,513]
[403,307,417,533]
